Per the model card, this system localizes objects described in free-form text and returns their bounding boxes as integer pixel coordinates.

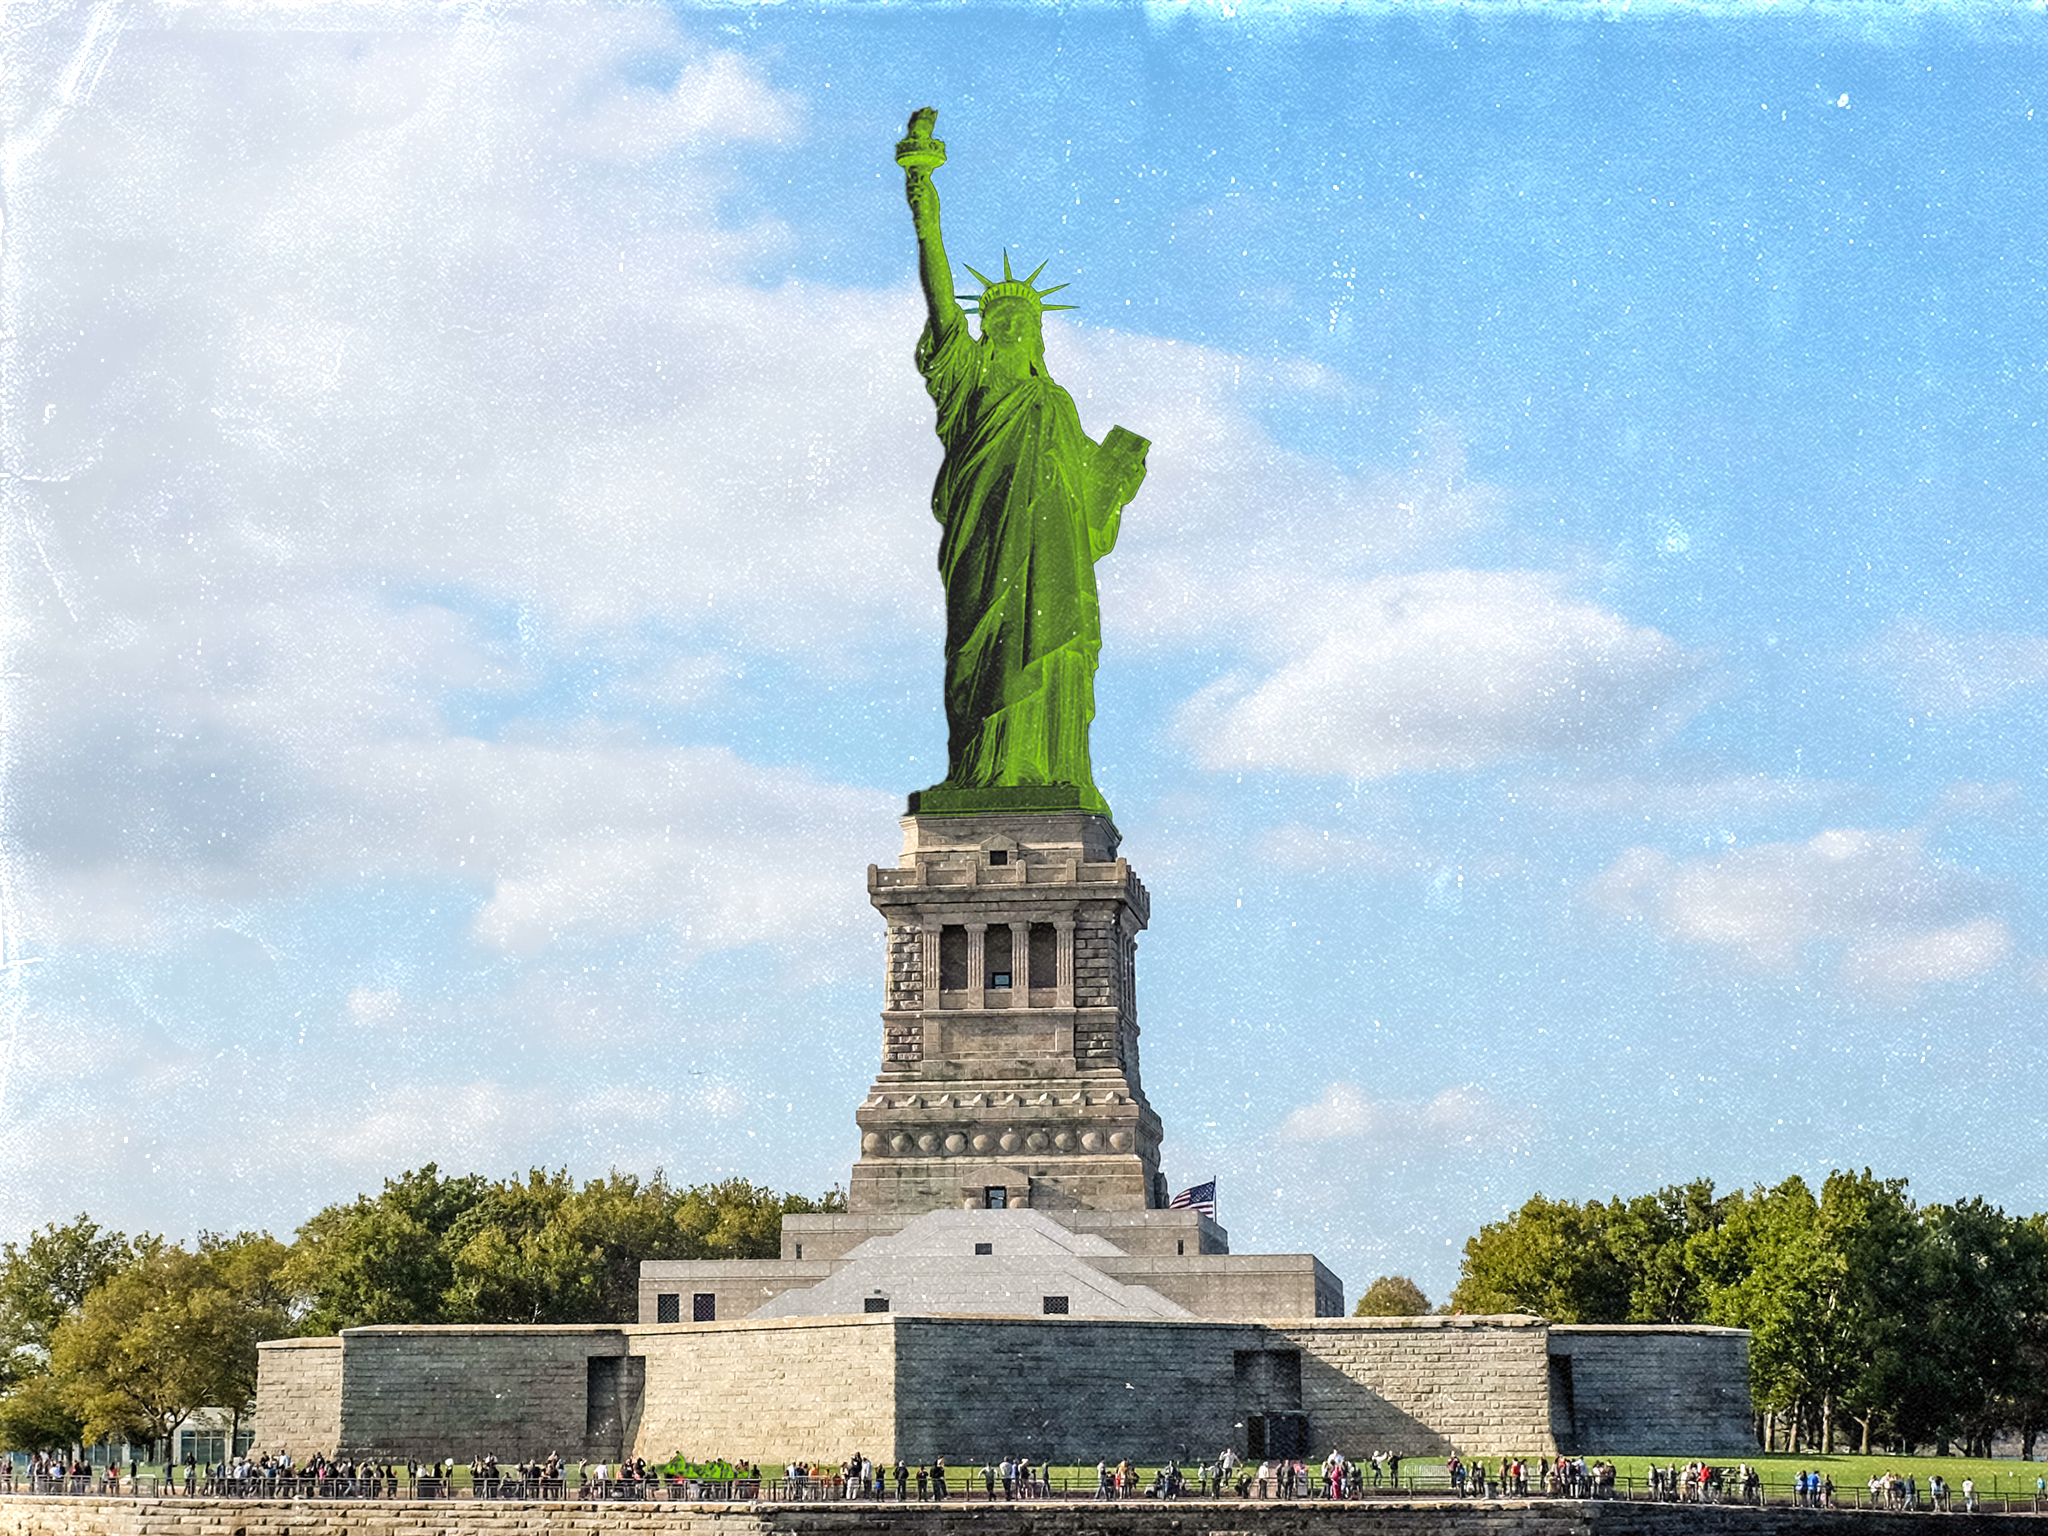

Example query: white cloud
[346,987,404,1030]
[1176,570,1705,778]
[1864,619,2048,714]
[578,49,803,159]
[5,6,1539,974]
[1525,771,1858,823]
[6,14,931,961]
[1588,826,2012,997]
[1837,917,2011,995]
[1278,1082,1527,1151]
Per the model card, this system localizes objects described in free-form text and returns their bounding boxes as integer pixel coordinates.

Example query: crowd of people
[1444,1455,1624,1499]
[0,1447,2034,1510]
[1846,1469,1986,1512]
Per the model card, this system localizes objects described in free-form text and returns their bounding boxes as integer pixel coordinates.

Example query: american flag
[1170,1178,1217,1218]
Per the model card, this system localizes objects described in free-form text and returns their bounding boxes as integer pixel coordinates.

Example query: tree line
[13,1161,2035,1463]
[0,1167,840,1456]
[1445,1170,2048,1458]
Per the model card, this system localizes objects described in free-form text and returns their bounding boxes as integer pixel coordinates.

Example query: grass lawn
[1029,1452,2048,1504]
[1604,1453,2045,1496]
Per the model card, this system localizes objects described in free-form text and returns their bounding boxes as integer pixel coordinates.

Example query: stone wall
[1092,1256,1342,1320]
[884,921,923,1049]
[883,1316,1562,1462]
[0,1495,2020,1536]
[1278,1318,1555,1458]
[637,1262,834,1326]
[891,1315,1251,1464]
[631,1316,897,1463]
[1071,912,1119,1018]
[251,1337,341,1454]
[257,1316,1751,1467]
[315,1327,632,1462]
[1547,1325,1753,1456]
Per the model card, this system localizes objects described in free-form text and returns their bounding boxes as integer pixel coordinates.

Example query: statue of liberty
[897,108,1149,818]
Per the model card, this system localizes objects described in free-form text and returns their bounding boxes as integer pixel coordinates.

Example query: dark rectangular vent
[692,1292,715,1322]
[974,1242,993,1255]
[1042,1295,1070,1315]
[864,1296,890,1313]
[655,1292,680,1323]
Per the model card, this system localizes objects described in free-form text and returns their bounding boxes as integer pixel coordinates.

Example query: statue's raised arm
[897,109,962,336]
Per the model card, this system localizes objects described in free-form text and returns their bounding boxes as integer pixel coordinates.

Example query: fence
[3,1467,2044,1514]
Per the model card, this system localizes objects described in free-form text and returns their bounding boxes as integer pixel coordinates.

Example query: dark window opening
[1549,1354,1578,1444]
[984,1186,1007,1209]
[587,1356,622,1442]
[794,1243,803,1260]
[1042,1295,1070,1315]
[1029,923,1057,987]
[864,1296,890,1313]
[1177,1240,1185,1256]
[988,848,1008,866]
[939,925,967,990]
[974,1242,994,1255]
[692,1292,716,1322]
[656,1292,680,1323]
[986,925,1012,989]
[1245,1413,1309,1460]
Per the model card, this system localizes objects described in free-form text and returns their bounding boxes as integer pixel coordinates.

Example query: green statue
[898,108,1149,818]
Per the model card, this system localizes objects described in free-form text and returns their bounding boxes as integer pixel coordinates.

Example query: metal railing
[3,1466,2043,1513]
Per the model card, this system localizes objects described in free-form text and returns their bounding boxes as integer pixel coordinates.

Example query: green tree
[188,1233,297,1452]
[0,1214,138,1455]
[46,1232,293,1452]
[1822,1170,1929,1454]
[671,1176,842,1262]
[1696,1170,1925,1453]
[0,1216,135,1388]
[1694,1177,1822,1447]
[1353,1275,1431,1316]
[285,1164,490,1332]
[442,1169,598,1324]
[50,1240,204,1448]
[289,1165,846,1329]
[1608,1178,1725,1323]
[1450,1194,1629,1321]
[0,1373,84,1454]
[1918,1197,2044,1455]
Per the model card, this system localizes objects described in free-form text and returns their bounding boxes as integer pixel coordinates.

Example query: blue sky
[4,0,2046,1304]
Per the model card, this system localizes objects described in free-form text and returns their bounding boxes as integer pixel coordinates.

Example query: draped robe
[917,312,1131,808]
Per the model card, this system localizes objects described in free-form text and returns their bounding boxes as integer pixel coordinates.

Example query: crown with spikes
[957,251,1077,315]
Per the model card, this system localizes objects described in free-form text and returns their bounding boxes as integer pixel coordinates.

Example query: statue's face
[980,299,1041,356]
